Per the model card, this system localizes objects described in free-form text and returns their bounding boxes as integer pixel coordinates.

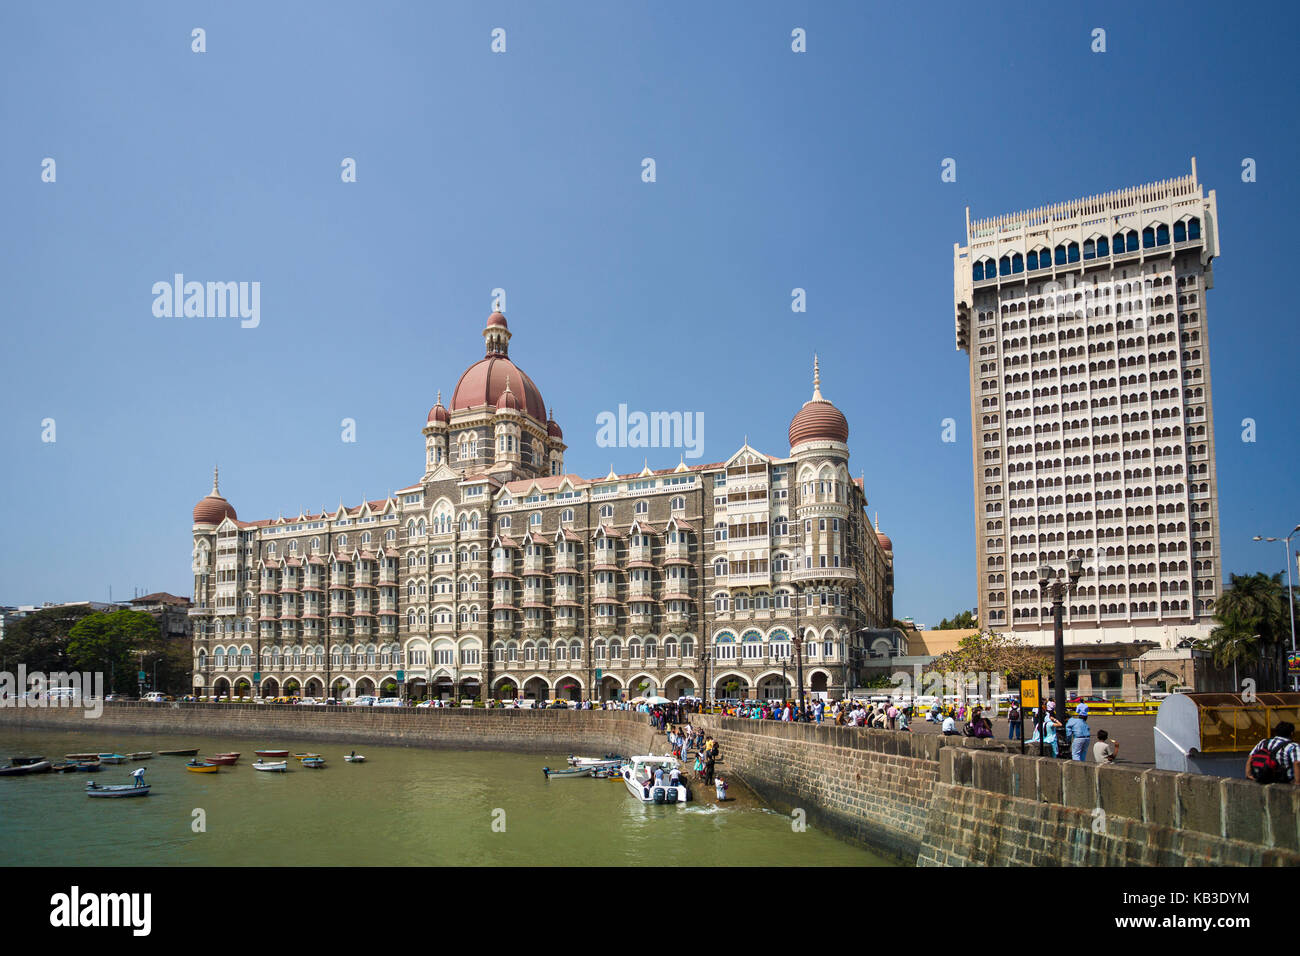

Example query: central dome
[449,312,546,420]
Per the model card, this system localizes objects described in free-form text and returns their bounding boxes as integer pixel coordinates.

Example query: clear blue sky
[2,1,1297,626]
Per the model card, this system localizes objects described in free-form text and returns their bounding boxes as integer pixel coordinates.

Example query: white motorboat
[252,760,288,772]
[621,755,689,804]
[567,754,625,768]
[344,753,366,763]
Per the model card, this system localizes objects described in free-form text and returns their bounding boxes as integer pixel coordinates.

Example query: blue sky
[2,1,1297,625]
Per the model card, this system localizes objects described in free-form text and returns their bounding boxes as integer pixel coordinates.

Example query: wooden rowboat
[202,754,239,765]
[542,765,593,779]
[128,752,153,761]
[292,753,322,761]
[66,753,100,761]
[158,749,198,756]
[254,750,289,758]
[185,760,220,773]
[252,760,288,772]
[86,782,151,798]
[97,754,127,764]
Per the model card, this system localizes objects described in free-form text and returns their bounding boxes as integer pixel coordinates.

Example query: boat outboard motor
[666,787,678,803]
[653,786,666,804]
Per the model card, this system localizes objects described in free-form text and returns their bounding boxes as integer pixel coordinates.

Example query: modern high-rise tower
[953,161,1222,649]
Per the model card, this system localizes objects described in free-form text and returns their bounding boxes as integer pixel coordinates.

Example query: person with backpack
[1246,721,1300,784]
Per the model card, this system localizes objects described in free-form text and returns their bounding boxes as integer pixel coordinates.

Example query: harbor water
[0,729,890,866]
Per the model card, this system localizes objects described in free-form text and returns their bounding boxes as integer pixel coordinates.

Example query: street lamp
[1252,525,1300,691]
[1038,555,1083,727]
[792,547,806,719]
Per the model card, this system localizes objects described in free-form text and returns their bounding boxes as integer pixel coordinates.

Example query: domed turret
[547,407,563,439]
[788,355,849,447]
[427,390,449,425]
[450,312,547,419]
[495,376,521,413]
[193,467,237,525]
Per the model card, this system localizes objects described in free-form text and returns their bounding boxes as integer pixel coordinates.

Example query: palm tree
[1206,608,1261,688]
[1214,572,1289,690]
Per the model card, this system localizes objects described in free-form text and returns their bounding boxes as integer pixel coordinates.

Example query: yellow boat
[292,753,322,761]
[185,760,219,773]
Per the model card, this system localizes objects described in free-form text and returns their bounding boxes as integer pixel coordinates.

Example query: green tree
[1212,572,1292,690]
[937,608,977,630]
[928,629,1049,684]
[66,609,161,696]
[0,605,96,674]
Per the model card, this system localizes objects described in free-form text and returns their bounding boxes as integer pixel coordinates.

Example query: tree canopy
[927,629,1049,683]
[937,608,978,630]
[1208,572,1295,691]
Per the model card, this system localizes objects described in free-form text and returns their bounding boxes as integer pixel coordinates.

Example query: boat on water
[567,753,626,768]
[301,757,326,769]
[292,753,322,761]
[0,757,52,776]
[51,762,81,773]
[254,750,289,758]
[87,767,150,798]
[202,754,239,766]
[158,749,199,756]
[185,760,220,773]
[621,756,689,804]
[542,765,593,779]
[97,754,127,764]
[75,760,102,773]
[214,752,240,759]
[66,753,100,761]
[252,760,288,772]
[127,752,153,761]
[344,753,365,763]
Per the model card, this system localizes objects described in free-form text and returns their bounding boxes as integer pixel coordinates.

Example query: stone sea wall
[692,714,1300,866]
[0,702,658,759]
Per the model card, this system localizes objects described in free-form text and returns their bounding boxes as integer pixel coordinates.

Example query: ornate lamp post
[792,547,806,719]
[1038,556,1083,724]
[1252,526,1300,691]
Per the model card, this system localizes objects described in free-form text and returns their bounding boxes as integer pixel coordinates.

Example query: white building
[953,160,1222,649]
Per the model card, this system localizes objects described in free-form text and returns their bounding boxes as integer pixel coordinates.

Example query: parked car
[350,696,378,706]
[142,692,167,703]
[1068,695,1107,703]
[374,697,404,707]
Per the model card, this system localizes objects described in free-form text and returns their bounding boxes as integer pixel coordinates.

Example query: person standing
[1246,721,1300,784]
[1065,705,1091,761]
[1007,701,1022,740]
[1041,702,1064,758]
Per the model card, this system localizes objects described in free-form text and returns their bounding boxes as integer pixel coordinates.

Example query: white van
[142,692,166,703]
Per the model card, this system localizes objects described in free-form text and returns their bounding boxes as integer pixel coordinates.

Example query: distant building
[128,592,193,641]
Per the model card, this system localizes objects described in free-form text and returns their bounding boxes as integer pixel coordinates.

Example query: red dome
[877,532,894,551]
[452,358,545,418]
[193,493,236,525]
[788,356,848,447]
[547,413,563,439]
[789,400,849,447]
[486,311,508,328]
[496,378,521,412]
[427,391,449,424]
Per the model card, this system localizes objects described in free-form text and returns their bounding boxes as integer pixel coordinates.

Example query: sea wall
[0,702,658,758]
[692,714,1300,866]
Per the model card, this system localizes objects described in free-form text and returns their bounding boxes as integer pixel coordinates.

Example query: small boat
[128,752,153,761]
[542,765,592,780]
[621,756,689,804]
[75,760,103,773]
[158,749,199,756]
[252,760,288,772]
[66,753,100,761]
[202,754,239,766]
[214,752,240,759]
[51,762,81,773]
[567,754,626,768]
[185,760,219,773]
[301,757,326,769]
[0,757,52,776]
[86,782,151,798]
[292,753,322,761]
[97,754,127,764]
[87,767,150,797]
[343,753,366,763]
[254,750,289,758]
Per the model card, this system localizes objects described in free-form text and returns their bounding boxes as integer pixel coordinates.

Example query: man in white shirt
[942,714,959,736]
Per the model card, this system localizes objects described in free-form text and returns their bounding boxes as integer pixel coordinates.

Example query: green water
[0,729,889,866]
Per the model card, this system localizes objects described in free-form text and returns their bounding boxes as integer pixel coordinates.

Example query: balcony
[554,553,577,572]
[523,556,547,575]
[594,583,618,601]
[628,545,652,563]
[664,544,690,563]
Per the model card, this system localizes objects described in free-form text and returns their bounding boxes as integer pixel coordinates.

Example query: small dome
[427,390,449,425]
[877,532,894,552]
[788,356,848,447]
[486,311,508,329]
[193,468,237,525]
[547,407,562,439]
[496,376,521,412]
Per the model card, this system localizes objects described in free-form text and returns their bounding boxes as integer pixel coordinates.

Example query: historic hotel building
[190,312,895,702]
[953,161,1223,649]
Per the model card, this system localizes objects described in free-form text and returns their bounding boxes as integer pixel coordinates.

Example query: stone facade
[953,162,1223,650]
[189,314,895,702]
